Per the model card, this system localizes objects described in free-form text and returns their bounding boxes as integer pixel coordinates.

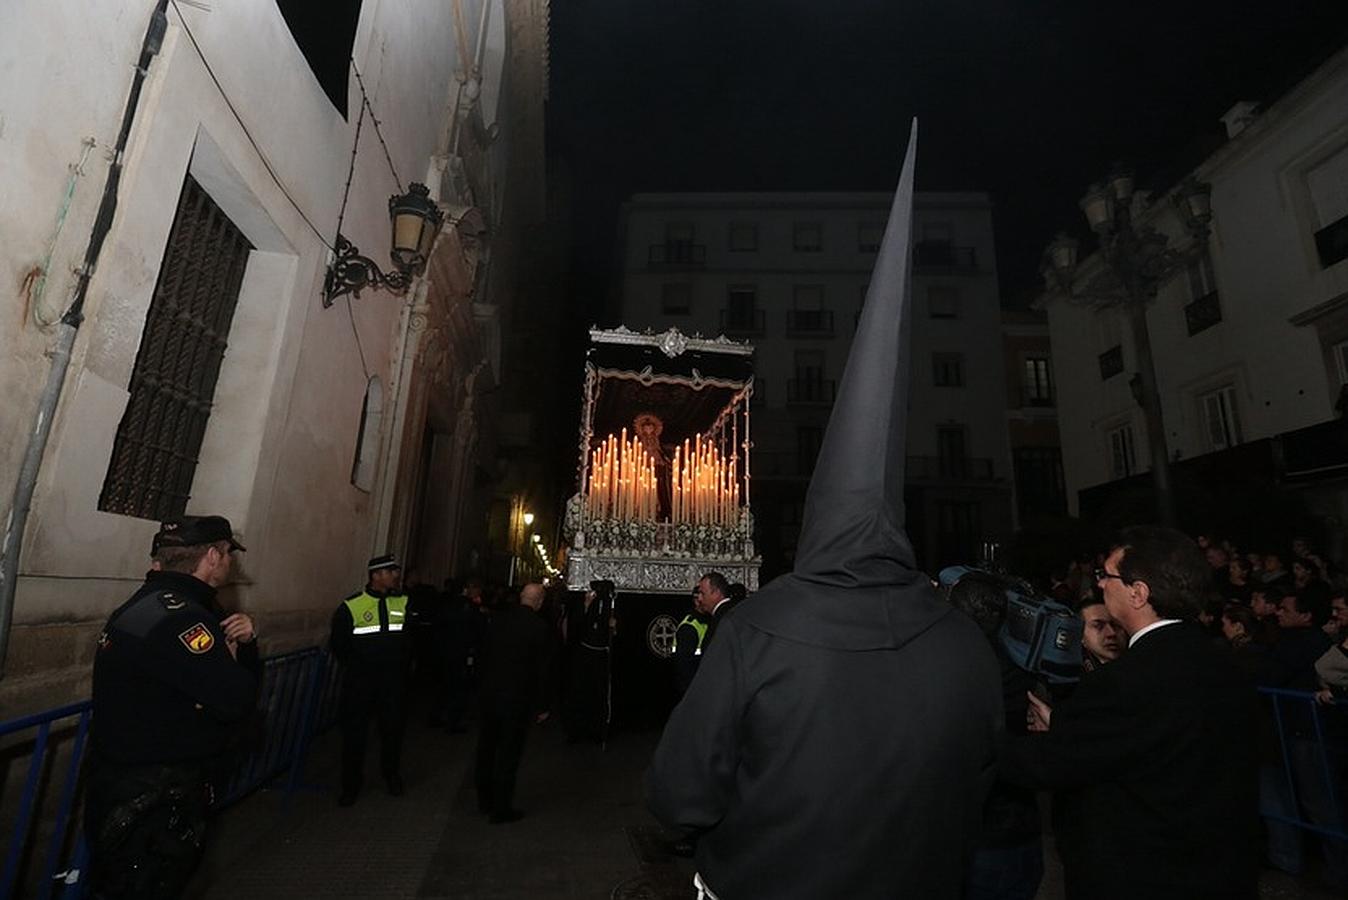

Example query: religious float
[564,326,761,596]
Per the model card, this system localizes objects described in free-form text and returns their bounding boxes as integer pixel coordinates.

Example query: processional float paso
[564,326,760,593]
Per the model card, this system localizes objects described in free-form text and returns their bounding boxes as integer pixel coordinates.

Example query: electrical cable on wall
[169,0,333,250]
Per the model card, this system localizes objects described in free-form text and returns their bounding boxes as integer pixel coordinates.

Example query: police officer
[86,515,259,899]
[331,554,410,805]
[671,585,709,696]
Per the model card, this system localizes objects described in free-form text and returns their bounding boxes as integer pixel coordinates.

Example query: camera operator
[947,570,1044,900]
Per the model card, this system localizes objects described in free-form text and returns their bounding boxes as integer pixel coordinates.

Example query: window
[789,285,831,334]
[928,285,960,319]
[936,500,982,566]
[1108,423,1137,480]
[1334,339,1348,386]
[796,426,824,475]
[1308,148,1348,269]
[1023,357,1053,405]
[665,221,694,243]
[790,349,833,402]
[728,222,758,252]
[661,282,692,315]
[937,425,967,478]
[351,376,383,491]
[1183,254,1222,335]
[793,222,823,252]
[1199,385,1243,451]
[932,353,965,387]
[1099,345,1124,380]
[100,175,254,520]
[857,221,883,253]
[1013,447,1066,519]
[722,284,762,333]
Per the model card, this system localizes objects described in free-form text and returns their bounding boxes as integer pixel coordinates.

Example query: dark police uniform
[330,560,410,802]
[87,567,259,899]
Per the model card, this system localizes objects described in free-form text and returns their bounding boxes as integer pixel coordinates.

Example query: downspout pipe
[0,0,169,676]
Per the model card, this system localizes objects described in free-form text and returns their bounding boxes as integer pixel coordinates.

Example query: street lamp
[1044,168,1214,526]
[323,183,445,307]
[522,512,535,526]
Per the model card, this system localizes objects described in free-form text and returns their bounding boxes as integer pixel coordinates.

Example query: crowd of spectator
[1037,532,1348,889]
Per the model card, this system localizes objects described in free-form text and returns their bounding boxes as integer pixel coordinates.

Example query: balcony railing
[648,242,707,268]
[913,240,977,270]
[787,378,836,404]
[786,309,835,336]
[720,308,765,336]
[906,455,997,481]
[1020,386,1056,408]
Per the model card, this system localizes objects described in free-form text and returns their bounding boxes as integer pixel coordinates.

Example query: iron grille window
[100,175,253,520]
[1185,290,1223,335]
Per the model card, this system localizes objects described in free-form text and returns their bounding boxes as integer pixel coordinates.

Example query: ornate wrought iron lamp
[1041,168,1214,526]
[323,182,444,307]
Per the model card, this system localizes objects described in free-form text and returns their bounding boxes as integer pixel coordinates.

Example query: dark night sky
[547,0,1348,310]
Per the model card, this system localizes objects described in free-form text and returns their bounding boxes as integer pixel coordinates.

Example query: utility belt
[87,761,212,898]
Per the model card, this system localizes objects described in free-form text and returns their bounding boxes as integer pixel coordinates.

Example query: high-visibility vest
[343,591,409,636]
[673,614,708,656]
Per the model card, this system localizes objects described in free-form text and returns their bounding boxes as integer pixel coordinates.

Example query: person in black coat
[697,573,742,652]
[86,515,259,899]
[474,583,554,823]
[1003,526,1260,900]
[563,579,614,743]
[648,131,1003,899]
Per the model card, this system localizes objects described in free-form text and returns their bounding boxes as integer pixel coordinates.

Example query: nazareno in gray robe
[646,122,1003,899]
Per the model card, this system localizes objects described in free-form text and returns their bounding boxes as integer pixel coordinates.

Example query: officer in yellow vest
[330,554,410,806]
[671,585,710,697]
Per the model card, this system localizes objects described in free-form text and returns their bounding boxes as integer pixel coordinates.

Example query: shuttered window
[99,175,253,520]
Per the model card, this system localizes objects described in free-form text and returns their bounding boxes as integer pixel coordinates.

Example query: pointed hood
[736,121,952,651]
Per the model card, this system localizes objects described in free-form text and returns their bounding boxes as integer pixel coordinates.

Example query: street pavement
[187,698,1342,900]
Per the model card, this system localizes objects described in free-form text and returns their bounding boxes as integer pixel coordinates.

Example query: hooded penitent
[647,123,1004,900]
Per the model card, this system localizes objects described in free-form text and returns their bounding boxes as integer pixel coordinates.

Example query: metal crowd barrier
[1258,686,1348,842]
[1,647,337,899]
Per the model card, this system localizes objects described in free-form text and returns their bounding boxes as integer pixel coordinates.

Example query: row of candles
[584,430,742,527]
[586,430,659,522]
[670,435,739,526]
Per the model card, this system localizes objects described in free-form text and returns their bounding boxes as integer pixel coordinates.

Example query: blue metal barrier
[1,647,335,899]
[1257,687,1348,843]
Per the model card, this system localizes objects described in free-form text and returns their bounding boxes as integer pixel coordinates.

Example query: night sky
[547,1,1348,311]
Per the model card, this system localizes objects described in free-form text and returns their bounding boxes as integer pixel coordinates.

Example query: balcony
[906,455,997,482]
[647,241,707,269]
[1020,386,1056,408]
[787,378,836,404]
[786,309,835,337]
[720,308,765,336]
[913,240,977,271]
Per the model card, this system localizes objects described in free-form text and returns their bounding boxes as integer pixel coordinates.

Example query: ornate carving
[588,325,755,357]
[656,328,688,358]
[566,552,761,594]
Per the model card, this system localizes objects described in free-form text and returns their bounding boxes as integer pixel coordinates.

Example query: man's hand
[221,613,257,645]
[1025,691,1053,732]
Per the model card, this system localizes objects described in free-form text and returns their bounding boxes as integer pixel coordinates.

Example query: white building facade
[1039,47,1348,540]
[0,0,549,712]
[617,192,1014,574]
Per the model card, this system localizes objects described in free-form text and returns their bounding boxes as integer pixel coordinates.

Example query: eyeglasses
[1094,567,1127,584]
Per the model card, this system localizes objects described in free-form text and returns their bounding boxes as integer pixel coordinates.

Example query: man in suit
[1004,525,1259,900]
[474,582,554,823]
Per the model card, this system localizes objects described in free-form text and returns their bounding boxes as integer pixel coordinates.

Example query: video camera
[938,565,1083,684]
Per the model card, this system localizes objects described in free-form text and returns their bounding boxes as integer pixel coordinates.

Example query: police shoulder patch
[178,622,215,654]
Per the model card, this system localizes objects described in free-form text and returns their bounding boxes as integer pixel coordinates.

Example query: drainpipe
[0,0,169,675]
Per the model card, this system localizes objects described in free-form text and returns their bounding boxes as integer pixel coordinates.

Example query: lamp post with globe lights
[1043,170,1213,527]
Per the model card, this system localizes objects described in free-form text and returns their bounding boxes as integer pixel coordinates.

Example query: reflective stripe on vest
[343,591,409,636]
[673,615,708,655]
